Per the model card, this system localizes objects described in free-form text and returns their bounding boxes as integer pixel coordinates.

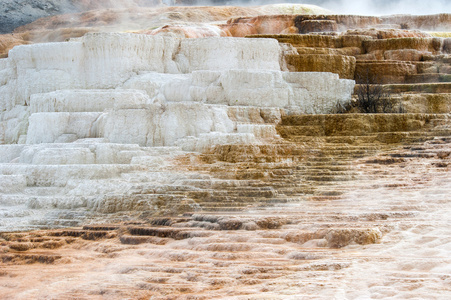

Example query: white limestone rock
[0,105,30,144]
[3,34,181,108]
[7,42,84,107]
[19,144,92,164]
[80,33,181,87]
[103,108,154,146]
[33,148,95,165]
[0,59,13,86]
[0,175,27,193]
[30,89,152,113]
[155,103,234,147]
[1,33,354,119]
[122,69,354,114]
[17,142,153,165]
[94,143,147,164]
[0,60,14,110]
[104,103,234,147]
[176,37,281,72]
[283,72,355,113]
[54,134,78,143]
[220,70,291,107]
[0,164,140,187]
[0,145,25,163]
[26,112,102,144]
[121,72,192,103]
[1,35,284,109]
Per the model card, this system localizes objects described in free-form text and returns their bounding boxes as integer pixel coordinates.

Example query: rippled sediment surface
[1,135,450,299]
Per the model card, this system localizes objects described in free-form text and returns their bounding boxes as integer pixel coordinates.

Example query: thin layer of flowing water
[1,130,449,299]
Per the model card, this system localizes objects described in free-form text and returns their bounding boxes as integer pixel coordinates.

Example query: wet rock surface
[0,131,450,298]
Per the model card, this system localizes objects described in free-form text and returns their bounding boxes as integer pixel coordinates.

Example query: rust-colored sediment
[1,115,450,299]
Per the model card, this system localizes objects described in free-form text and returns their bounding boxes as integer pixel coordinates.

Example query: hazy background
[1,0,451,33]
[296,0,451,15]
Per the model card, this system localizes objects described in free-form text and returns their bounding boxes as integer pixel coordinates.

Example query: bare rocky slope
[1,0,78,34]
[0,0,163,34]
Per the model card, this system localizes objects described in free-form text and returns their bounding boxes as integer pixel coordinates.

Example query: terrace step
[405,73,451,83]
[383,83,451,93]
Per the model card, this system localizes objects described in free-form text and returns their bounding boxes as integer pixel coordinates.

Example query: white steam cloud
[316,0,451,16]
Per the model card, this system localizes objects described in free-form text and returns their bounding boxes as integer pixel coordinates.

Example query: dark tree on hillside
[354,68,404,113]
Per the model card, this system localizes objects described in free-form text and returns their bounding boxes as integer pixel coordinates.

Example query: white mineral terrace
[0,33,354,231]
[0,33,450,299]
[0,139,450,299]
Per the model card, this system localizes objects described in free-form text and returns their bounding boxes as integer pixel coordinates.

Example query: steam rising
[300,0,451,15]
[41,0,451,16]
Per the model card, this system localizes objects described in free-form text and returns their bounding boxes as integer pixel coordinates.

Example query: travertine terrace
[0,3,451,299]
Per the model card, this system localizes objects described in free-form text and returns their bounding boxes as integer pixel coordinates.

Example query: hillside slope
[0,0,162,34]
